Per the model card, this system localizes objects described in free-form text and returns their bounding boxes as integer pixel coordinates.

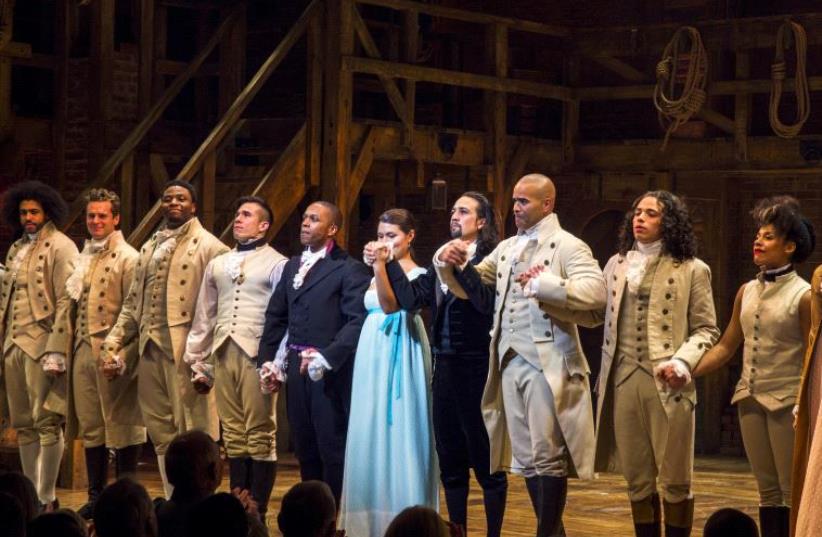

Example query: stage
[55,454,760,536]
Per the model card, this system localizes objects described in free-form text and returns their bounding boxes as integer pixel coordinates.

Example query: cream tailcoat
[436,213,606,479]
[594,253,719,473]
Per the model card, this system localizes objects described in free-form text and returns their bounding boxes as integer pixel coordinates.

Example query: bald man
[436,175,606,536]
[257,201,370,504]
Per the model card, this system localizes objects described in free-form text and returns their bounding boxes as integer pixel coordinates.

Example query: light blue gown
[339,268,439,537]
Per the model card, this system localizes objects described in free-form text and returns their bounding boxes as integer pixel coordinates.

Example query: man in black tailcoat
[257,201,370,504]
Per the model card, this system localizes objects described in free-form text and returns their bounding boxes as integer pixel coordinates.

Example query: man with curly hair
[53,188,146,519]
[595,191,719,537]
[0,180,78,510]
[101,180,228,498]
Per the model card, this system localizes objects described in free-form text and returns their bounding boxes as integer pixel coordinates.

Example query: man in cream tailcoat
[435,174,606,536]
[184,196,287,522]
[0,181,78,509]
[58,188,145,519]
[102,179,229,497]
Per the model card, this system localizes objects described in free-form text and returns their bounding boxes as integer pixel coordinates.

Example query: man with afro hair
[0,180,78,510]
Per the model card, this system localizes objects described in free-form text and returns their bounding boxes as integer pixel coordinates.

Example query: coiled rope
[653,26,708,151]
[769,20,810,138]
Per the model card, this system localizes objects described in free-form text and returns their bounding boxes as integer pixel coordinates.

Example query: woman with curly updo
[595,190,720,537]
[693,196,814,537]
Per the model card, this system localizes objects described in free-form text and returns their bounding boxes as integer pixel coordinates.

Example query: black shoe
[444,486,469,528]
[228,457,252,490]
[250,460,277,519]
[115,445,141,480]
[525,476,567,537]
[482,486,507,537]
[759,505,789,537]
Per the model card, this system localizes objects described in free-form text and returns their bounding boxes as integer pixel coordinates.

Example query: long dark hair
[460,191,499,256]
[2,180,68,236]
[617,190,697,262]
[751,195,815,263]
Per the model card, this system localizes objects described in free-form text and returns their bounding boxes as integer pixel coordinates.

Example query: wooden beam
[577,77,822,100]
[401,10,417,148]
[574,13,822,56]
[202,152,217,230]
[351,9,409,125]
[0,42,32,59]
[218,4,246,114]
[344,56,572,101]
[156,59,220,76]
[734,50,750,162]
[355,0,570,37]
[153,4,168,102]
[54,0,70,191]
[585,55,648,82]
[562,55,580,165]
[497,141,534,223]
[128,199,163,246]
[321,0,355,246]
[694,107,735,135]
[177,0,319,182]
[64,5,243,232]
[219,125,309,242]
[484,23,507,197]
[89,0,115,178]
[120,152,135,234]
[350,126,379,196]
[138,0,154,117]
[306,12,323,187]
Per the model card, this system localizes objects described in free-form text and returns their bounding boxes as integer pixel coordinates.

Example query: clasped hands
[653,359,692,392]
[438,239,545,289]
[362,241,392,266]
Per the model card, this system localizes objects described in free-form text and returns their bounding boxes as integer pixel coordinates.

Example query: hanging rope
[769,20,810,138]
[653,26,708,151]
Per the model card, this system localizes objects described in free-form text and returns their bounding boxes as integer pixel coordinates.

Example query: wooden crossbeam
[352,9,410,126]
[344,56,572,101]
[355,0,570,37]
[0,42,32,59]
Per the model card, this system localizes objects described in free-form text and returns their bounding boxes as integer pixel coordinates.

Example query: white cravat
[625,240,663,294]
[293,246,327,289]
[151,225,184,265]
[9,233,38,278]
[66,236,109,300]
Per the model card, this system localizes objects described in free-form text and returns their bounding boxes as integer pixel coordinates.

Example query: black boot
[444,486,469,531]
[228,458,252,490]
[250,460,277,519]
[482,486,507,537]
[631,493,661,537]
[525,476,567,537]
[78,446,108,520]
[663,498,693,537]
[759,505,790,537]
[115,445,141,480]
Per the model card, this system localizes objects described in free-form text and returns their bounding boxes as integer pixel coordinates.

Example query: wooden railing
[128,0,322,246]
[63,3,245,235]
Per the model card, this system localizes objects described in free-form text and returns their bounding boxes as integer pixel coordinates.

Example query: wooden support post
[120,152,135,234]
[484,23,507,202]
[90,0,115,177]
[734,50,750,162]
[138,0,155,116]
[321,0,354,246]
[402,10,418,149]
[202,152,217,231]
[153,4,168,102]
[219,3,246,176]
[562,55,579,165]
[54,0,70,191]
[306,12,323,187]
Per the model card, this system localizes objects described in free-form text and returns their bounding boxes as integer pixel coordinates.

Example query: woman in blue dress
[339,208,439,537]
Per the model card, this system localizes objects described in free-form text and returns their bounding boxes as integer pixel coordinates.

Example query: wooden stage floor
[56,454,759,536]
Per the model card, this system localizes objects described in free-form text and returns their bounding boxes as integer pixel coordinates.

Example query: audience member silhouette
[277,481,337,537]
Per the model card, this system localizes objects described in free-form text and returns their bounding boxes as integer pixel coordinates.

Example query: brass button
[668,278,674,284]
[662,309,669,315]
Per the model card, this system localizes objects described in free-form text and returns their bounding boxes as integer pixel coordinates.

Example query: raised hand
[515,264,546,288]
